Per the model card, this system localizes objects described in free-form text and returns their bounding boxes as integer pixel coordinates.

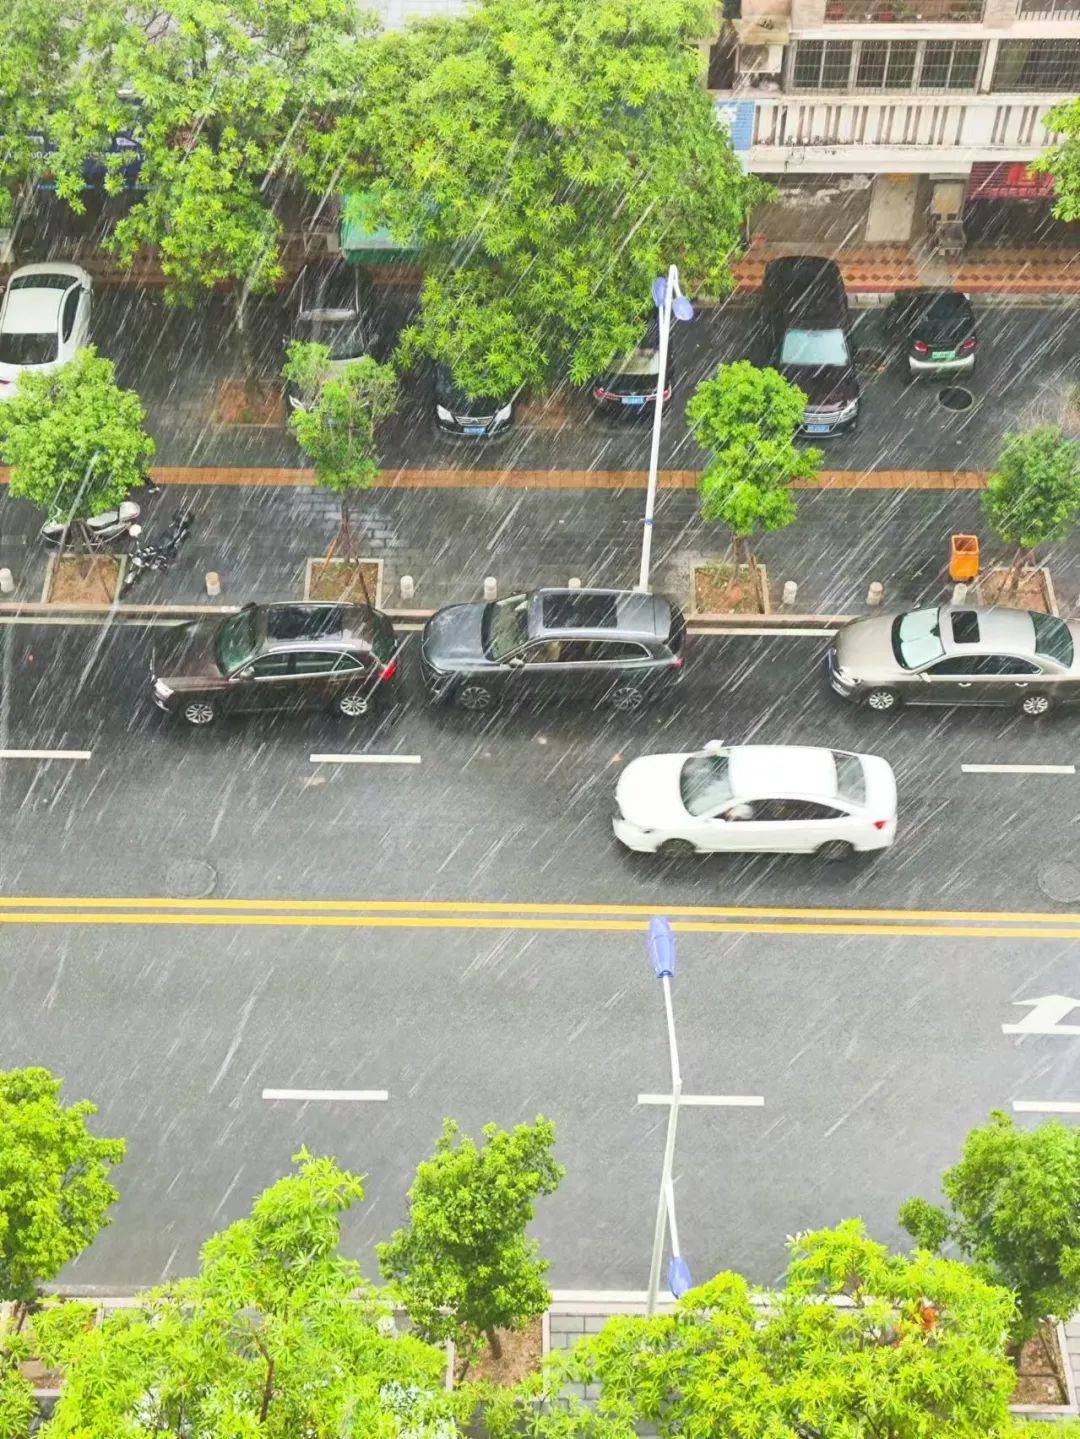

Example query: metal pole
[646,973,682,1314]
[636,264,677,594]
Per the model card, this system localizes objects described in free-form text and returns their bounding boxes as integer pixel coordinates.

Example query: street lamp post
[645,915,690,1314]
[637,268,694,594]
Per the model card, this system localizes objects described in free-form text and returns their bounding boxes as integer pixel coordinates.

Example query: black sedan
[150,602,399,726]
[433,365,514,438]
[884,289,977,378]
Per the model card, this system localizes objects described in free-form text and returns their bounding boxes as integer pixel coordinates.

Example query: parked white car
[613,742,897,860]
[0,262,93,399]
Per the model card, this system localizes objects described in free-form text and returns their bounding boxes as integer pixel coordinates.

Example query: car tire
[658,839,697,859]
[337,691,371,718]
[457,683,494,712]
[817,840,856,862]
[1019,692,1053,718]
[865,687,899,713]
[610,684,645,713]
[181,699,215,726]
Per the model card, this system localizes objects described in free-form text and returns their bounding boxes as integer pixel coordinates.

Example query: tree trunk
[1005,545,1027,596]
[258,1357,275,1425]
[485,1326,503,1359]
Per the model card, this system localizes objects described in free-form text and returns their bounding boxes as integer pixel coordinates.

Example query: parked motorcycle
[41,501,142,551]
[122,508,194,593]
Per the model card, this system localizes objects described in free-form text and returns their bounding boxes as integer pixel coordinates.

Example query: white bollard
[399,574,415,602]
[205,571,221,598]
[567,576,582,589]
[0,568,13,595]
[483,576,497,601]
[951,582,968,604]
[781,580,798,609]
[867,581,884,607]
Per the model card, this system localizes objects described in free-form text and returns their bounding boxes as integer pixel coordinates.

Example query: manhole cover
[165,859,217,898]
[938,386,974,412]
[1038,861,1080,904]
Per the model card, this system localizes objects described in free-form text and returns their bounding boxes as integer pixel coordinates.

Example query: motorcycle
[122,508,194,593]
[41,500,142,551]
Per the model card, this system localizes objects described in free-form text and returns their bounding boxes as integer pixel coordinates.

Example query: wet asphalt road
[2,618,1079,1291]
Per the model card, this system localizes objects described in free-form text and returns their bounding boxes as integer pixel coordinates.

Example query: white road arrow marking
[1002,995,1080,1036]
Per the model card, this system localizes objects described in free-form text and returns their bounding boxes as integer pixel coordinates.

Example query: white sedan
[613,742,897,860]
[0,262,93,399]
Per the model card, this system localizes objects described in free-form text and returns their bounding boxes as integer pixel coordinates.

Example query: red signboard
[967,161,1056,202]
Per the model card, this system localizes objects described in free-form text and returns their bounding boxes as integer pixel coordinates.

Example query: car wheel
[610,684,645,712]
[1020,692,1053,718]
[457,684,493,712]
[865,687,899,713]
[337,691,371,718]
[658,839,697,859]
[817,841,856,862]
[182,700,215,726]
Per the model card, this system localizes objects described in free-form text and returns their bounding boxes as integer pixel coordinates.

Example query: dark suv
[420,587,686,712]
[151,602,399,726]
[761,256,859,437]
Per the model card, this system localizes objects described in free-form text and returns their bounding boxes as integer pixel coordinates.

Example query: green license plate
[931,350,955,360]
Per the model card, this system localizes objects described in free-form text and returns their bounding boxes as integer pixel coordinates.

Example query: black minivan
[420,587,686,712]
[761,256,860,437]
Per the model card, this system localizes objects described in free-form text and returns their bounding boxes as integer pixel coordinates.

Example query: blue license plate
[463,426,485,436]
[621,395,646,407]
[805,423,831,434]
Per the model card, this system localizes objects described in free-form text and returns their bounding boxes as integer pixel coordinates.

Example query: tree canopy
[0,347,154,522]
[900,1109,1080,1344]
[38,1150,458,1439]
[982,425,1080,556]
[1033,102,1080,223]
[331,0,763,397]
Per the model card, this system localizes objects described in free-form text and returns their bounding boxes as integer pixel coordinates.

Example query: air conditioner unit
[738,43,784,73]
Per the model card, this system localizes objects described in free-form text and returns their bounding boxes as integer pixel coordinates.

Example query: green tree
[981,426,1080,592]
[900,1109,1080,1344]
[38,1150,459,1438]
[283,341,398,569]
[484,1221,1017,1439]
[328,0,764,399]
[686,361,821,587]
[1032,102,1080,222]
[0,347,153,542]
[0,1067,125,1320]
[379,1118,564,1374]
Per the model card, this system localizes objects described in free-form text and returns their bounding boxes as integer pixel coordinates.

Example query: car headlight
[153,678,174,700]
[436,404,453,422]
[494,402,512,423]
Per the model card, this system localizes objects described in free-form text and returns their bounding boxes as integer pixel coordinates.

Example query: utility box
[949,534,980,583]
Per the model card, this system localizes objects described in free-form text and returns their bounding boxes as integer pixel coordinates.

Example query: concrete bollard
[781,580,798,609]
[867,581,884,607]
[0,568,13,595]
[483,576,497,601]
[205,571,221,598]
[399,574,415,602]
[567,576,582,589]
[951,582,968,604]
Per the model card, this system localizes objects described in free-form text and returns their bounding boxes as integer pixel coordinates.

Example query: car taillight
[594,387,609,400]
[381,658,398,681]
[661,388,671,401]
[672,655,684,670]
[872,819,888,831]
[959,336,976,353]
[912,340,929,354]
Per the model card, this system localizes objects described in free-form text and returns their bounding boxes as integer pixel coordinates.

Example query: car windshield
[780,328,849,367]
[215,608,259,674]
[607,347,660,378]
[482,595,529,662]
[1032,613,1074,667]
[0,332,56,365]
[680,752,733,818]
[891,608,944,669]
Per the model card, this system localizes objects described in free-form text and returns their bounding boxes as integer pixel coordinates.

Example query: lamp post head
[668,1254,693,1299]
[651,274,694,323]
[648,915,675,979]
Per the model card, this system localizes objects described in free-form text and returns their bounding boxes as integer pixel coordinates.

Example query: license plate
[931,350,955,360]
[805,423,831,434]
[621,395,646,407]
[463,425,485,436]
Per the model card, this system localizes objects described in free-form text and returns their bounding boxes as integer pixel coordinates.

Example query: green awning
[340,190,421,263]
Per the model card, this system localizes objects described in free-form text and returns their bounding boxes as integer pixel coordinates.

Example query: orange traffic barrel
[949,534,979,583]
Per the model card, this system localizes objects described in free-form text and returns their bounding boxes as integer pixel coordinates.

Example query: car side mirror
[507,655,524,668]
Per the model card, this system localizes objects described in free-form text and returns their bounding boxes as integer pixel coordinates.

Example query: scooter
[41,501,142,550]
[122,508,194,593]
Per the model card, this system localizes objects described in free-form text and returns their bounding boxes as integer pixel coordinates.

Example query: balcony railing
[824,0,983,19]
[1017,0,1080,15]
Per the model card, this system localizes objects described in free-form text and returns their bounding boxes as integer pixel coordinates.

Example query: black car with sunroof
[885,288,977,378]
[420,587,686,712]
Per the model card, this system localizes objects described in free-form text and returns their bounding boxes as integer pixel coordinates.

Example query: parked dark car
[151,601,399,726]
[884,288,977,378]
[433,365,514,438]
[30,103,144,194]
[761,256,860,437]
[420,587,686,712]
[827,605,1080,718]
[593,320,674,414]
[284,260,380,410]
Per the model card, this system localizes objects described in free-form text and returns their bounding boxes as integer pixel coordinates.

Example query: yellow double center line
[1,895,1080,940]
